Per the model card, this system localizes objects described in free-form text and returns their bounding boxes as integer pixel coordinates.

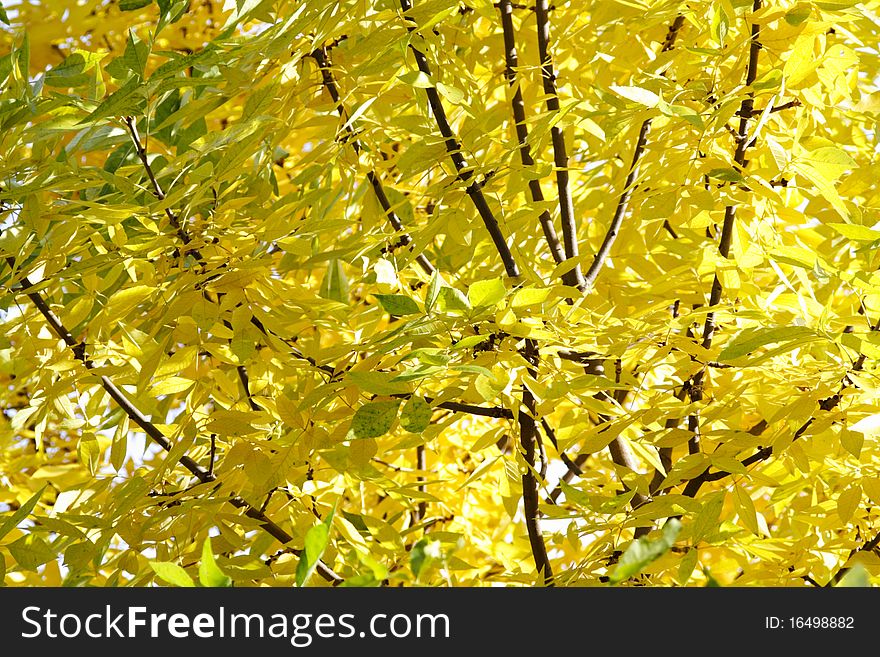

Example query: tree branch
[520,338,554,584]
[399,0,553,581]
[5,261,342,585]
[311,47,435,277]
[124,116,200,255]
[534,0,584,289]
[829,528,880,585]
[399,0,520,278]
[581,14,686,290]
[498,0,569,279]
[683,0,762,453]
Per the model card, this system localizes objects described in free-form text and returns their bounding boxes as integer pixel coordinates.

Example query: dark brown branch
[310,47,435,277]
[498,0,569,279]
[520,339,554,584]
[698,2,762,347]
[684,0,762,453]
[414,444,427,523]
[407,396,513,419]
[128,122,272,438]
[829,528,880,585]
[399,0,552,581]
[123,116,199,255]
[581,14,686,290]
[6,262,342,584]
[534,0,584,289]
[400,0,521,279]
[235,365,260,411]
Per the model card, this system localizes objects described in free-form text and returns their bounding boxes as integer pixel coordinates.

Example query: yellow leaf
[837,484,861,523]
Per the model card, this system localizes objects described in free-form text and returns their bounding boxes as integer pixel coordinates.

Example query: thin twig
[124,116,199,255]
[683,0,762,452]
[581,15,686,290]
[311,47,435,277]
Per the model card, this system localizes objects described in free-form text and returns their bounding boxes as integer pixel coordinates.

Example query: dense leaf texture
[0,0,879,587]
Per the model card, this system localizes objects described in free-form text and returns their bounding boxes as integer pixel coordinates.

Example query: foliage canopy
[1,0,880,587]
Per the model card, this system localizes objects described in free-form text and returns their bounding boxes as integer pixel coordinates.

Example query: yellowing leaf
[467,278,506,307]
[150,561,195,587]
[351,400,400,439]
[105,285,154,318]
[399,397,432,433]
[398,70,434,88]
[733,485,759,535]
[828,223,880,242]
[511,287,551,308]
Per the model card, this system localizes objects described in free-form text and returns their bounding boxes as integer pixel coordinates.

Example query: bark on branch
[310,47,436,277]
[498,0,568,277]
[534,0,584,289]
[400,0,553,582]
[400,0,520,279]
[683,0,762,453]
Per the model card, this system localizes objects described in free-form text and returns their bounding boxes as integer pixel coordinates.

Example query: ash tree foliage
[1,0,880,588]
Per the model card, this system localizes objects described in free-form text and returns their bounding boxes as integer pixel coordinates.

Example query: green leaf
[45,53,102,88]
[79,76,144,124]
[375,294,420,316]
[198,537,232,587]
[296,506,335,587]
[437,286,471,314]
[0,6,8,24]
[398,71,434,88]
[718,326,818,361]
[711,3,729,46]
[609,518,681,583]
[351,400,400,438]
[707,168,743,183]
[120,0,153,11]
[149,561,196,587]
[837,563,871,587]
[0,487,46,542]
[8,535,55,571]
[346,371,411,395]
[400,397,432,433]
[320,259,350,304]
[106,31,150,80]
[785,6,811,25]
[467,278,506,307]
[410,537,440,581]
